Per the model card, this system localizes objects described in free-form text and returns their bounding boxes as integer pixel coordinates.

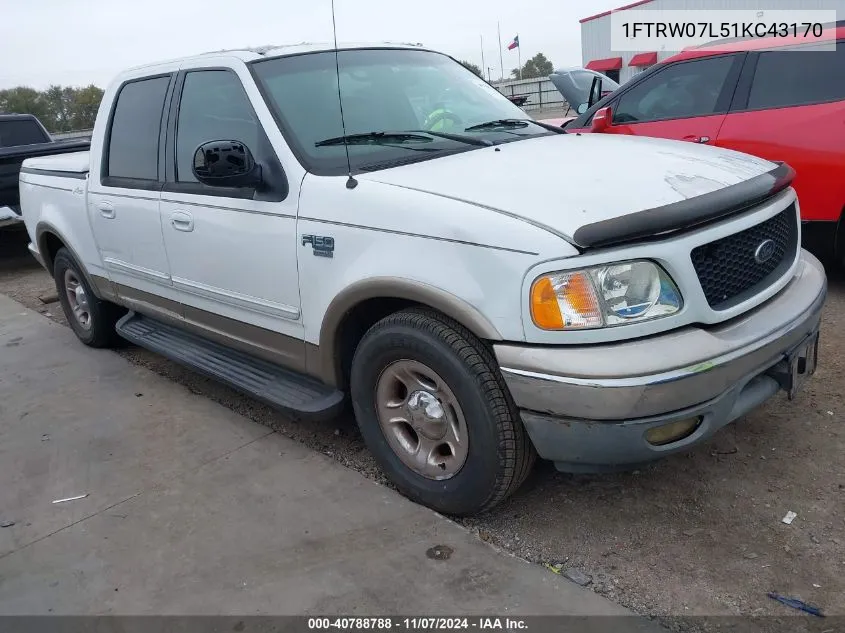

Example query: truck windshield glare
[250,48,553,175]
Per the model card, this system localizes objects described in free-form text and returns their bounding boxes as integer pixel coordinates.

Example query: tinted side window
[0,119,49,147]
[747,45,845,110]
[175,70,259,183]
[613,55,735,124]
[106,76,170,181]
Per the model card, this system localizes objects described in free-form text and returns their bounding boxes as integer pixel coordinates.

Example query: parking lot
[1,226,843,619]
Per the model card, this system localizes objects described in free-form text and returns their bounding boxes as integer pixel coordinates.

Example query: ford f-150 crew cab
[20,43,827,516]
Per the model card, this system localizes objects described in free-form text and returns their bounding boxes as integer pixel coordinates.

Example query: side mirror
[590,106,613,133]
[192,140,262,188]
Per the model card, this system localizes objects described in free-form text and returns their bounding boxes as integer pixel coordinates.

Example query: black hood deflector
[572,162,795,249]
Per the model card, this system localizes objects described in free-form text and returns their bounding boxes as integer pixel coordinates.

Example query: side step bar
[116,312,344,421]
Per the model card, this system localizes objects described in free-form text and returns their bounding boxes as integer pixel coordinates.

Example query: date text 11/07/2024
[307,618,528,630]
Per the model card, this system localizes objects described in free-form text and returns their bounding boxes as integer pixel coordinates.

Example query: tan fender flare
[314,277,503,386]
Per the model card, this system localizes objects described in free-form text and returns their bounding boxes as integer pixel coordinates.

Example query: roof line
[580,0,655,24]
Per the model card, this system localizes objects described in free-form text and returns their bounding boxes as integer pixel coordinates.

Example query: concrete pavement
[0,293,661,626]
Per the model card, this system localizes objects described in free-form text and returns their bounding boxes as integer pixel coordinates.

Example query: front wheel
[350,308,535,516]
[53,247,124,347]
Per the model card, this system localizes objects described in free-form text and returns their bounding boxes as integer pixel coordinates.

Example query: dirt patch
[2,228,843,621]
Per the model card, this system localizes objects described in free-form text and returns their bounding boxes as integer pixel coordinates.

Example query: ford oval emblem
[754,239,776,264]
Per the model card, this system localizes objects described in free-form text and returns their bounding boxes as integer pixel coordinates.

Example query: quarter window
[613,55,735,124]
[106,76,170,181]
[175,70,259,183]
[747,44,845,110]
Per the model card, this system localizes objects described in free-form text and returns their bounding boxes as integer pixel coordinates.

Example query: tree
[0,84,104,132]
[459,60,483,78]
[41,85,74,132]
[69,85,105,131]
[510,53,554,80]
[0,87,49,123]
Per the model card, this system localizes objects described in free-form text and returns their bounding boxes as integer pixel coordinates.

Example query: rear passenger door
[158,66,304,367]
[716,42,845,224]
[87,74,179,310]
[601,54,743,145]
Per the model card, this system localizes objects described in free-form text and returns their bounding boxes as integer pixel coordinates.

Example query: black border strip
[19,167,88,180]
[571,162,796,249]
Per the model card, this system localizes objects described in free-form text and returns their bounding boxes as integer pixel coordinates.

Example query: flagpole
[497,22,504,81]
[480,34,486,78]
[518,39,522,80]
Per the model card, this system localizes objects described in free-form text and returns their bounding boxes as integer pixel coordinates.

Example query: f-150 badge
[301,235,335,258]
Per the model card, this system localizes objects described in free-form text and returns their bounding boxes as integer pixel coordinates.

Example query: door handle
[170,211,194,232]
[683,135,711,144]
[97,201,115,219]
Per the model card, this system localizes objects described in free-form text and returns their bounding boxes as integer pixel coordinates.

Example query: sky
[0,0,622,90]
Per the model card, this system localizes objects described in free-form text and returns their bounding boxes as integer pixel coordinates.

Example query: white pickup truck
[20,43,826,515]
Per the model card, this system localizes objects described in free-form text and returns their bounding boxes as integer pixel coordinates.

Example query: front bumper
[494,250,827,471]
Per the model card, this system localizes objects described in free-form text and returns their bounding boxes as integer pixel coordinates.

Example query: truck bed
[0,139,91,215]
[20,150,91,175]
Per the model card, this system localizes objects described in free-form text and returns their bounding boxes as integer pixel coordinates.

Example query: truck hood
[548,68,620,114]
[359,133,779,247]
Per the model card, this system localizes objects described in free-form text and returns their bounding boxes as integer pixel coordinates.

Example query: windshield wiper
[465,118,532,131]
[407,130,492,146]
[316,130,491,148]
[315,132,435,147]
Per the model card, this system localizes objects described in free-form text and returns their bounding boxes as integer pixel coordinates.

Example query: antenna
[331,0,357,189]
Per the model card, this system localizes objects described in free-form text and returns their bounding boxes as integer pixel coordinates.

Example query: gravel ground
[2,226,843,624]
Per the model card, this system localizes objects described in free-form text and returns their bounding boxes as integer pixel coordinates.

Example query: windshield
[251,48,553,175]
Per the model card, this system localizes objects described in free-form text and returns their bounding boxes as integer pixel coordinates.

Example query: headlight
[530,260,682,330]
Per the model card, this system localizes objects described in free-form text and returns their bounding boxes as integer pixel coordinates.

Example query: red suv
[561,26,845,265]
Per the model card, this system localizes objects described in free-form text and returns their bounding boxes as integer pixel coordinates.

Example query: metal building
[581,0,842,84]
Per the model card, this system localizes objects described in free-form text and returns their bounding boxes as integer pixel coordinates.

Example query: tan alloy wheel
[64,269,92,331]
[374,359,469,480]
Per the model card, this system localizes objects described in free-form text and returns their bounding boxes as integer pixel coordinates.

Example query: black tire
[53,247,124,348]
[350,308,535,516]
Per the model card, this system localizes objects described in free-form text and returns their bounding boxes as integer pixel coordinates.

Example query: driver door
[585,54,744,145]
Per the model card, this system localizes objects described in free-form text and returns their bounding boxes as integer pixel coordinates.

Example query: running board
[116,312,344,421]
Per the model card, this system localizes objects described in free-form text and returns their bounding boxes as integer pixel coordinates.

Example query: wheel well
[40,231,66,274]
[333,297,418,390]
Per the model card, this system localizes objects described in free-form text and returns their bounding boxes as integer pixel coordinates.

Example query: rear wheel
[350,308,535,516]
[53,248,124,347]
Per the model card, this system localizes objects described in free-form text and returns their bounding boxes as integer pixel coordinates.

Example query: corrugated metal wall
[581,0,842,83]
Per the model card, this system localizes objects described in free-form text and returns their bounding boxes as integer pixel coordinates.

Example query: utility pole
[480,34,486,79]
[497,22,505,81]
